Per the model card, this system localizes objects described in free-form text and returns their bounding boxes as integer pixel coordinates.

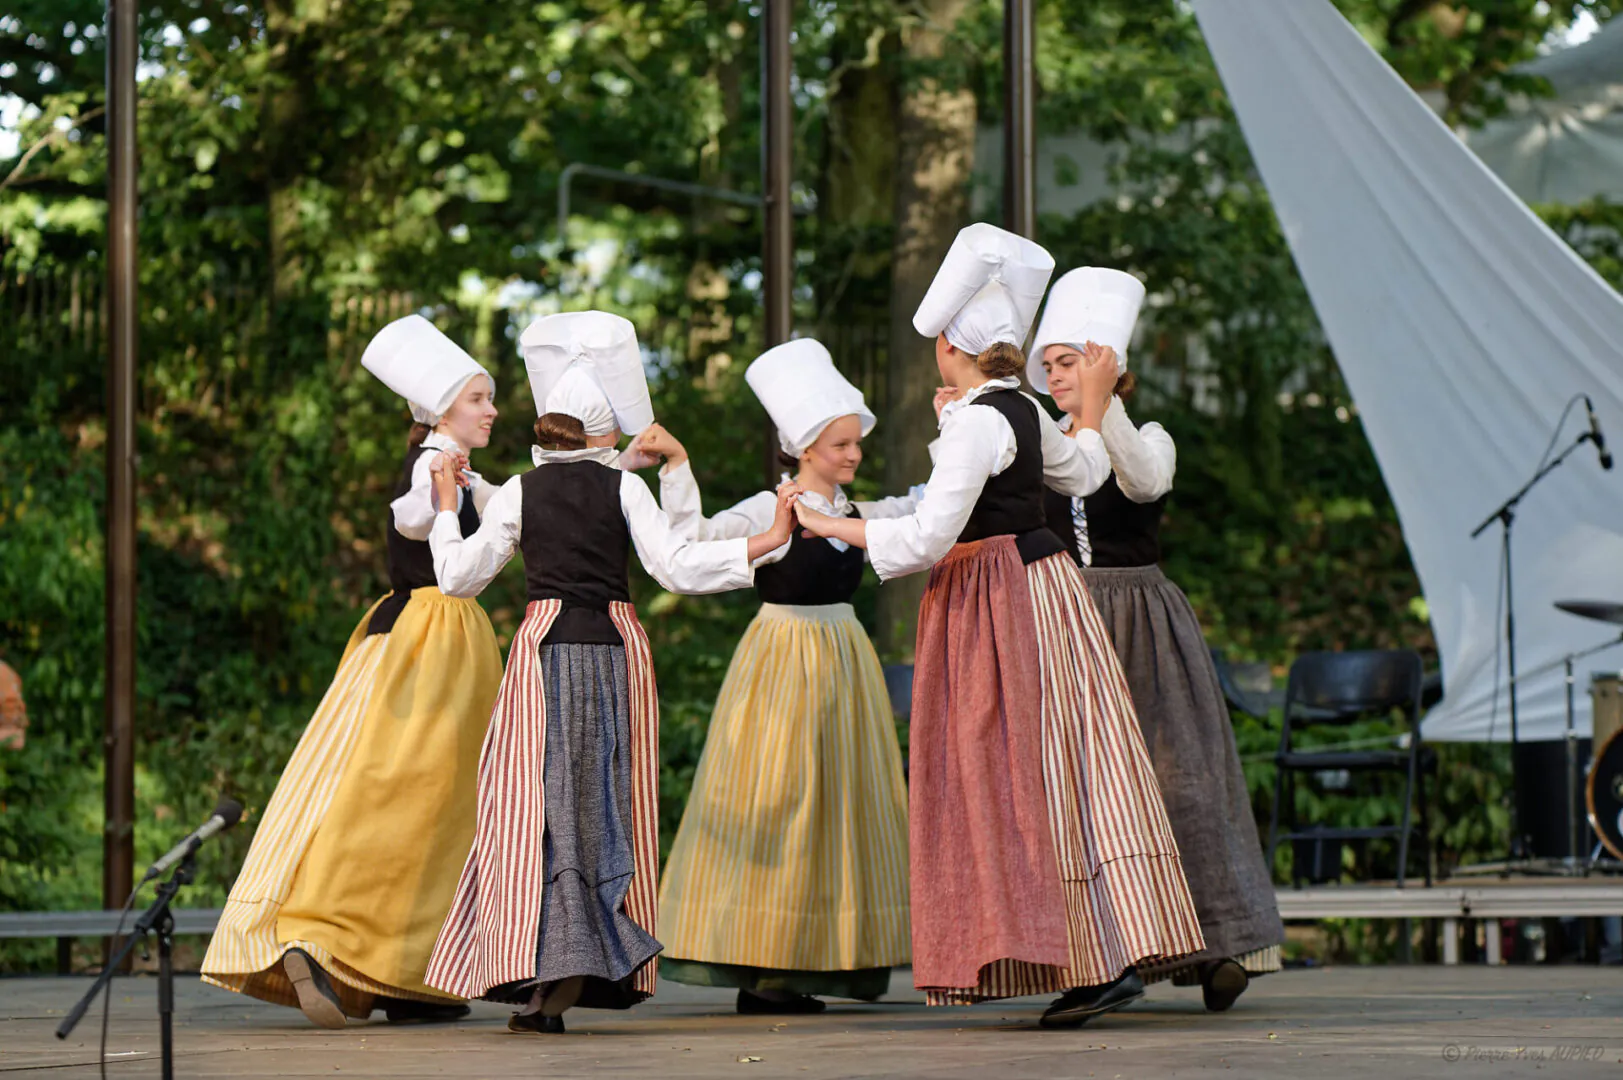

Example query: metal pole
[1505,519,1526,860]
[556,163,775,249]
[1566,655,1579,862]
[104,0,139,923]
[1003,0,1036,239]
[761,0,793,486]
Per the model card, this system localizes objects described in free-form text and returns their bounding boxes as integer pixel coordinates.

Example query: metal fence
[1,263,894,416]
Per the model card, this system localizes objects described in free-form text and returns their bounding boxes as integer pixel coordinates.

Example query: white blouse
[1057,398,1176,566]
[428,447,756,599]
[864,377,1112,582]
[1061,398,1177,502]
[657,461,923,562]
[391,431,500,541]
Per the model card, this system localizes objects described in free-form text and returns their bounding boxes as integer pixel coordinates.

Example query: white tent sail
[1192,0,1623,741]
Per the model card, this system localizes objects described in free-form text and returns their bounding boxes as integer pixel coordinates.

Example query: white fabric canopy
[1464,16,1623,205]
[1193,0,1623,741]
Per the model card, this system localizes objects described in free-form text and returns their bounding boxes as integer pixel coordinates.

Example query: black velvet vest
[957,389,1065,565]
[755,504,865,606]
[1043,474,1167,569]
[368,443,481,635]
[519,460,631,644]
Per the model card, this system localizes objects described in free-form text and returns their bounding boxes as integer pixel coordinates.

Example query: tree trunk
[263,0,309,309]
[822,40,895,267]
[687,3,746,384]
[877,1,976,661]
[814,30,895,431]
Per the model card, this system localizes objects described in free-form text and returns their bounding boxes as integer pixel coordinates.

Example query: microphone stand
[56,845,198,1080]
[1469,429,1599,868]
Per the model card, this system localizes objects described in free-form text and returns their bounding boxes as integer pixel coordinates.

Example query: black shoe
[380,998,472,1024]
[1038,968,1144,1029]
[736,989,826,1015]
[1200,958,1249,1013]
[282,948,346,1030]
[508,1012,566,1034]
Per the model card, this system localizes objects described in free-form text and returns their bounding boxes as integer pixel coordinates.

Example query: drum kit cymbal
[1552,599,1623,864]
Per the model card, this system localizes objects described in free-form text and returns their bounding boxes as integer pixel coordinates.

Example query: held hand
[446,450,472,487]
[617,438,660,473]
[627,422,687,471]
[770,482,803,542]
[429,454,460,510]
[746,484,803,564]
[792,498,835,538]
[933,385,966,420]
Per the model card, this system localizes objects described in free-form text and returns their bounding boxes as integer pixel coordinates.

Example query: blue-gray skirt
[485,643,661,1007]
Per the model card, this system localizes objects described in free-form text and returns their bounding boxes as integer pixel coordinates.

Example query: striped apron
[424,599,662,1000]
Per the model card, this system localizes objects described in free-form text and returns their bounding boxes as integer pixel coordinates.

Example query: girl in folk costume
[1030,268,1284,1012]
[421,311,801,1034]
[792,223,1205,1029]
[202,316,504,1028]
[642,339,912,1015]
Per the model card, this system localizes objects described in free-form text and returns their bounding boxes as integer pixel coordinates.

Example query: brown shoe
[1201,959,1249,1013]
[736,989,825,1015]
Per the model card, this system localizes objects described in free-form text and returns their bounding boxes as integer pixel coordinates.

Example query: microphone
[141,797,244,883]
[1584,395,1614,470]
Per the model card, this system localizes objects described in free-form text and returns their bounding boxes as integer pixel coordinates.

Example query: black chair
[1421,668,1444,710]
[1210,648,1284,720]
[1267,650,1432,888]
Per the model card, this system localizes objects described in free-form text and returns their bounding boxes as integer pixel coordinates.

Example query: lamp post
[104,0,140,927]
[761,0,793,484]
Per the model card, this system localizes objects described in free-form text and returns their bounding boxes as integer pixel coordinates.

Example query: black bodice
[755,504,865,606]
[956,389,1065,565]
[368,443,481,636]
[519,460,632,645]
[1043,472,1167,569]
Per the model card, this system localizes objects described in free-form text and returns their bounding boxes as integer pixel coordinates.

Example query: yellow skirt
[659,602,911,973]
[201,587,503,1014]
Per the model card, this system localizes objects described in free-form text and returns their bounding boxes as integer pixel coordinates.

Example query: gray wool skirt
[1081,564,1284,980]
[486,642,662,1007]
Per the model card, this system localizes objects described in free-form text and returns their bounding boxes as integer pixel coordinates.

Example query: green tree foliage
[1,0,1614,968]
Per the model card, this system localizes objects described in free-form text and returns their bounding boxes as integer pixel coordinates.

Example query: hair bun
[975,341,1025,379]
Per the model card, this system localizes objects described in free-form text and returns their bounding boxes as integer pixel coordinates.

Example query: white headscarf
[361,314,493,425]
[544,365,617,436]
[1027,267,1147,391]
[912,223,1055,355]
[519,310,655,434]
[745,338,876,456]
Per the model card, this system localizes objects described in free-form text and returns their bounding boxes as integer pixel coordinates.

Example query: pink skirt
[908,536,1205,1004]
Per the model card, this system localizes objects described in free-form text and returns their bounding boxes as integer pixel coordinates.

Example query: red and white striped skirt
[423,599,663,1001]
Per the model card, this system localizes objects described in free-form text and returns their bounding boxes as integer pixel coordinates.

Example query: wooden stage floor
[3,966,1620,1079]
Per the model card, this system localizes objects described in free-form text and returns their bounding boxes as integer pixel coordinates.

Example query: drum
[1591,673,1623,749]
[1587,728,1623,861]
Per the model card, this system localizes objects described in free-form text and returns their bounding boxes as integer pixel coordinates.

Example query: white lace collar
[422,431,465,453]
[421,431,485,483]
[783,477,851,519]
[532,445,621,467]
[938,376,1021,428]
